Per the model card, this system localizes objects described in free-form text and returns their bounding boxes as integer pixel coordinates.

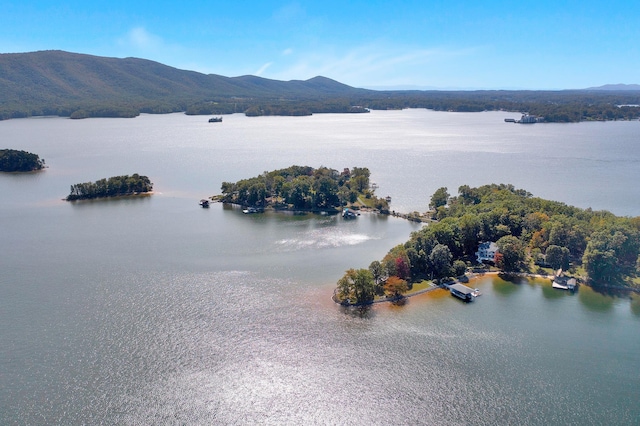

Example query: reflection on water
[578,286,616,313]
[491,276,523,296]
[631,294,640,316]
[541,282,569,300]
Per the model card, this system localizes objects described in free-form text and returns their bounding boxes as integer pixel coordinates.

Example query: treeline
[186,92,640,122]
[219,165,388,211]
[358,90,640,122]
[66,174,153,201]
[0,149,45,172]
[185,99,370,117]
[0,101,186,121]
[335,183,640,305]
[3,93,638,123]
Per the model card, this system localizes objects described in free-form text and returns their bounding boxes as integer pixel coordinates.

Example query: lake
[1,110,639,425]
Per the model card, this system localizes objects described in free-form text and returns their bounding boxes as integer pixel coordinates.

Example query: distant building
[476,241,499,264]
[518,114,544,123]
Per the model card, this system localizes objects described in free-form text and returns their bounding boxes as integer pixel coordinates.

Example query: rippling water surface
[1,111,639,424]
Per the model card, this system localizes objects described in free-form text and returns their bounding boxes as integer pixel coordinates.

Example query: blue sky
[1,0,638,89]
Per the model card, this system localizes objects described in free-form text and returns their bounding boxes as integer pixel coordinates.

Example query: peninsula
[0,149,46,172]
[335,183,640,306]
[66,174,153,201]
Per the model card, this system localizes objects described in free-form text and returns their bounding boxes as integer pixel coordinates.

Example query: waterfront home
[475,241,499,264]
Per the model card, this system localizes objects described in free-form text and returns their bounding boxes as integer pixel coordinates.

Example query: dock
[449,283,477,302]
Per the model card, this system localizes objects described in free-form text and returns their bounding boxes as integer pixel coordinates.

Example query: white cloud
[282,48,293,56]
[120,27,162,50]
[255,62,273,76]
[267,43,475,86]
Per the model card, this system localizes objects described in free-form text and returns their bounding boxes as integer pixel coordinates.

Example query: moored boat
[342,208,358,219]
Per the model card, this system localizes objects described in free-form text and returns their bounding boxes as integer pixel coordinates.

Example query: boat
[242,207,262,214]
[342,208,358,219]
[199,199,210,208]
[208,117,223,123]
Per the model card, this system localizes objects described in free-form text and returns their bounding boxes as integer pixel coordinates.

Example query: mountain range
[1,50,639,121]
[0,50,371,118]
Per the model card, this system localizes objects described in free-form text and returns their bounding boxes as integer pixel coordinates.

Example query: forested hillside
[0,50,366,119]
[1,50,639,121]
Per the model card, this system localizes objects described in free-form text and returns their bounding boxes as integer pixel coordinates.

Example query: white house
[475,242,498,263]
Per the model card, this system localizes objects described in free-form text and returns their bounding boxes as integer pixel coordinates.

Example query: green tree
[313,176,339,208]
[429,244,452,278]
[368,260,385,285]
[351,167,370,192]
[496,235,525,272]
[429,187,450,210]
[453,260,467,276]
[582,225,640,282]
[335,268,375,305]
[545,245,570,270]
[458,184,480,205]
[459,214,481,255]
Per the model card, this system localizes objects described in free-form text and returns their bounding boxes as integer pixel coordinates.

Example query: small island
[66,174,153,201]
[216,165,389,213]
[335,183,640,306]
[0,149,46,172]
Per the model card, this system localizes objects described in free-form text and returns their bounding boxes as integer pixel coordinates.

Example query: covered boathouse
[449,283,476,302]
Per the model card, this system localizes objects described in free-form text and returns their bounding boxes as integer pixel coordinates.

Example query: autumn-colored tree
[395,256,411,280]
[384,276,409,299]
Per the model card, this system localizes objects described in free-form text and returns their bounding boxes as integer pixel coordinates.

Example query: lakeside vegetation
[335,183,640,305]
[218,165,389,212]
[66,174,153,201]
[0,149,45,172]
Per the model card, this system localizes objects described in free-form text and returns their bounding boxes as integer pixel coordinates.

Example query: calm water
[1,110,639,425]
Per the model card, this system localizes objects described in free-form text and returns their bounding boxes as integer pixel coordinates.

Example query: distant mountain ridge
[585,84,640,91]
[1,50,639,121]
[0,50,367,119]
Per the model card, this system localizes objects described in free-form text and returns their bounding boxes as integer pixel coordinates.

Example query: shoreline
[64,191,154,202]
[336,270,640,307]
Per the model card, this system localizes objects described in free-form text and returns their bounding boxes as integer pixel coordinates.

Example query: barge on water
[449,283,477,302]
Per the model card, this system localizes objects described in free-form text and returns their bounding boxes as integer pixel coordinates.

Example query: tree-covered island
[217,165,390,213]
[66,174,153,201]
[0,149,46,172]
[335,183,640,306]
